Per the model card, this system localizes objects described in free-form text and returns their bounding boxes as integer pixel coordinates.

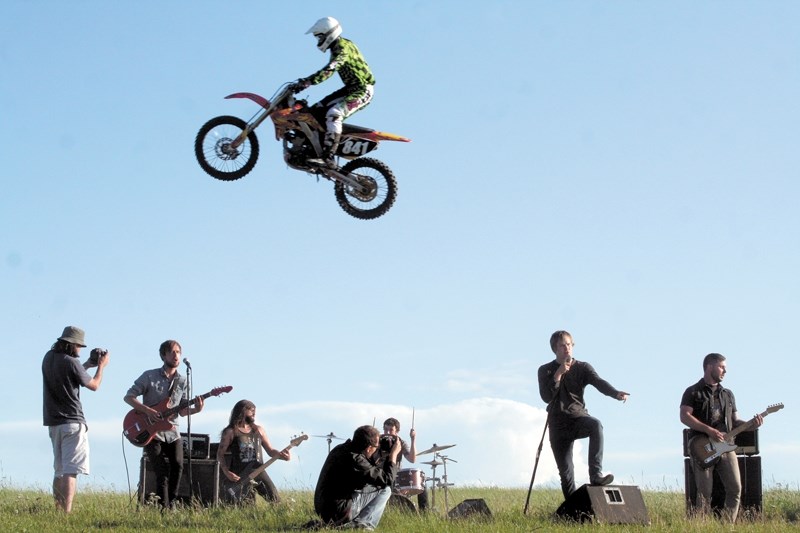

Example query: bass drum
[388,493,418,514]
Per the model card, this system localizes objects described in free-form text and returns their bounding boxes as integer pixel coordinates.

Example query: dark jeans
[548,415,604,498]
[145,438,184,507]
[417,487,429,511]
[252,469,280,503]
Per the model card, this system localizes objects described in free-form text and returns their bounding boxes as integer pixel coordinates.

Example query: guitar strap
[723,388,733,433]
[167,374,184,410]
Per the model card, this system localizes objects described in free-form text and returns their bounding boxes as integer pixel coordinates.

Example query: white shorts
[49,422,90,477]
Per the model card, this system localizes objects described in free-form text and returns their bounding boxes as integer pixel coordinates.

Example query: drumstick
[411,407,415,430]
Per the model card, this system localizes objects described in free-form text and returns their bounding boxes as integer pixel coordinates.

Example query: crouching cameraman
[314,425,401,530]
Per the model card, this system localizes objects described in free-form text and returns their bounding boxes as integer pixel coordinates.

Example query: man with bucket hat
[42,325,110,513]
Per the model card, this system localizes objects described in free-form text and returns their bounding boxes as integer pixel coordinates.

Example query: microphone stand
[524,391,558,515]
[185,362,194,503]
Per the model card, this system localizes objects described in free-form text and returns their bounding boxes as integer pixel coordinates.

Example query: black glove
[291,79,310,94]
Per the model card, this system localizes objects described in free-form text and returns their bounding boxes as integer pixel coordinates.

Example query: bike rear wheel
[334,157,398,220]
[195,115,259,181]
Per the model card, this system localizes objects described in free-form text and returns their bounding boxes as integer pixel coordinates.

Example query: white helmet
[306,17,342,52]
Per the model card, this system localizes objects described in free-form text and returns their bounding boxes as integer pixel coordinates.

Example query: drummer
[382,417,429,511]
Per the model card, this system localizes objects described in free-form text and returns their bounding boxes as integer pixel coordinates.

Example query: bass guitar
[689,402,783,468]
[122,385,232,447]
[222,433,308,503]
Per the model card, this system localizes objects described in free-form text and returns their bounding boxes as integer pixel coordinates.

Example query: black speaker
[448,498,491,519]
[556,484,649,525]
[683,456,762,516]
[180,432,211,459]
[138,456,220,506]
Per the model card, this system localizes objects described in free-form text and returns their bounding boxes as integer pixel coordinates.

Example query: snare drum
[396,467,425,496]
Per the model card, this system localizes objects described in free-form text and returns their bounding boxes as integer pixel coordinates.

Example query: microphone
[183,357,192,369]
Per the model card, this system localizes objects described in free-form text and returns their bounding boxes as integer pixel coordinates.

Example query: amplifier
[684,456,762,516]
[181,432,210,459]
[682,428,758,457]
[138,456,219,507]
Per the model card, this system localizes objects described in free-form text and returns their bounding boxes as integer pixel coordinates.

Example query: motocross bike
[194,82,410,220]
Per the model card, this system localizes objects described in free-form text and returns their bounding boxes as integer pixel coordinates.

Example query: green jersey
[308,38,375,92]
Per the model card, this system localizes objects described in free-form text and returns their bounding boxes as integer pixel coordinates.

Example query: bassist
[679,352,763,523]
[123,340,204,508]
[217,400,290,503]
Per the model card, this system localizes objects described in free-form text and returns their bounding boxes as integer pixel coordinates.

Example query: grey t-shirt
[126,367,187,442]
[42,349,91,427]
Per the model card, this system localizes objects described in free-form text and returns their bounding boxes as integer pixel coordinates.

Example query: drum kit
[312,431,458,514]
[312,432,344,453]
[409,442,458,511]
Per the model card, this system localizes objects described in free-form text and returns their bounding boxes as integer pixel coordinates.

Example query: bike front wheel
[194,115,259,181]
[334,157,398,220]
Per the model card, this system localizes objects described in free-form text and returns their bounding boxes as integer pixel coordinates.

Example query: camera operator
[314,425,401,530]
[42,326,110,513]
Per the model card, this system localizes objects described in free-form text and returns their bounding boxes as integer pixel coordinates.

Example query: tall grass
[2,485,799,532]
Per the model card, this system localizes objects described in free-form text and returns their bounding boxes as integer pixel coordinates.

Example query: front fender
[225,92,271,110]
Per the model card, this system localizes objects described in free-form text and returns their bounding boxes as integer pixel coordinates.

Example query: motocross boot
[308,131,340,168]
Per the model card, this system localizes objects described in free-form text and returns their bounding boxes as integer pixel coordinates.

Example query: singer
[123,339,205,508]
[537,330,629,500]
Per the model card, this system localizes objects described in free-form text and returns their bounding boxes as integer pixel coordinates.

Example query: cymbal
[417,443,456,456]
[421,460,442,466]
[312,432,344,440]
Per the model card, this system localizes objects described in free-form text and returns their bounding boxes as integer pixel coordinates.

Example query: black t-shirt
[680,378,736,439]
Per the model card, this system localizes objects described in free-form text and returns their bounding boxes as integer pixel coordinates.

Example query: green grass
[2,486,800,532]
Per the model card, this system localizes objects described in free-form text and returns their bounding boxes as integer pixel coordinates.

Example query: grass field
[2,485,800,532]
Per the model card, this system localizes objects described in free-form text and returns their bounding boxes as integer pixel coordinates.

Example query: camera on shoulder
[379,434,398,454]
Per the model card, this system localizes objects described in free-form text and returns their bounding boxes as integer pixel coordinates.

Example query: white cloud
[443,360,533,397]
[15,396,797,495]
[4,397,571,492]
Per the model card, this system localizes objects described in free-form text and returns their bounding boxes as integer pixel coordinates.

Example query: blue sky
[2,1,799,501]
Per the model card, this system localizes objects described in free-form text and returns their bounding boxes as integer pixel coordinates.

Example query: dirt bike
[194,82,410,220]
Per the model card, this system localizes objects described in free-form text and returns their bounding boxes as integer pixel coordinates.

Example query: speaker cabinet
[556,484,649,525]
[180,432,211,459]
[683,456,762,517]
[138,456,220,506]
[448,498,491,518]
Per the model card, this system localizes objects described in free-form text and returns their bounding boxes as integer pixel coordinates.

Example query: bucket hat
[58,326,87,347]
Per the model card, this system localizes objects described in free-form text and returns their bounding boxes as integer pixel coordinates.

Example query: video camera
[379,434,398,455]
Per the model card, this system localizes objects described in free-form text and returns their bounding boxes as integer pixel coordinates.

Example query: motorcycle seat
[342,123,375,135]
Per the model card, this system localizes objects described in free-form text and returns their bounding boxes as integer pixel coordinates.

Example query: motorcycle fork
[231,108,272,150]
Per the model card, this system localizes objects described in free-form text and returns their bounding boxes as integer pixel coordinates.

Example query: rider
[292,17,375,168]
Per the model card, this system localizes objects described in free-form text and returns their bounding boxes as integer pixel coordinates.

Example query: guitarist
[123,340,204,508]
[217,399,290,503]
[680,352,763,523]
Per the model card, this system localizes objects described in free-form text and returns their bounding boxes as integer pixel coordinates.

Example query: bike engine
[282,130,315,168]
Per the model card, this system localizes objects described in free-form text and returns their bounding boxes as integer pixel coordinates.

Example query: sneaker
[590,473,614,486]
[336,523,373,531]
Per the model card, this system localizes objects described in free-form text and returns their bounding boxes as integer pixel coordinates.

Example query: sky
[2,0,799,506]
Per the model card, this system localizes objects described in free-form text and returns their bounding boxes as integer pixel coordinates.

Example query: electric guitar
[688,403,783,469]
[122,385,232,447]
[222,433,308,503]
